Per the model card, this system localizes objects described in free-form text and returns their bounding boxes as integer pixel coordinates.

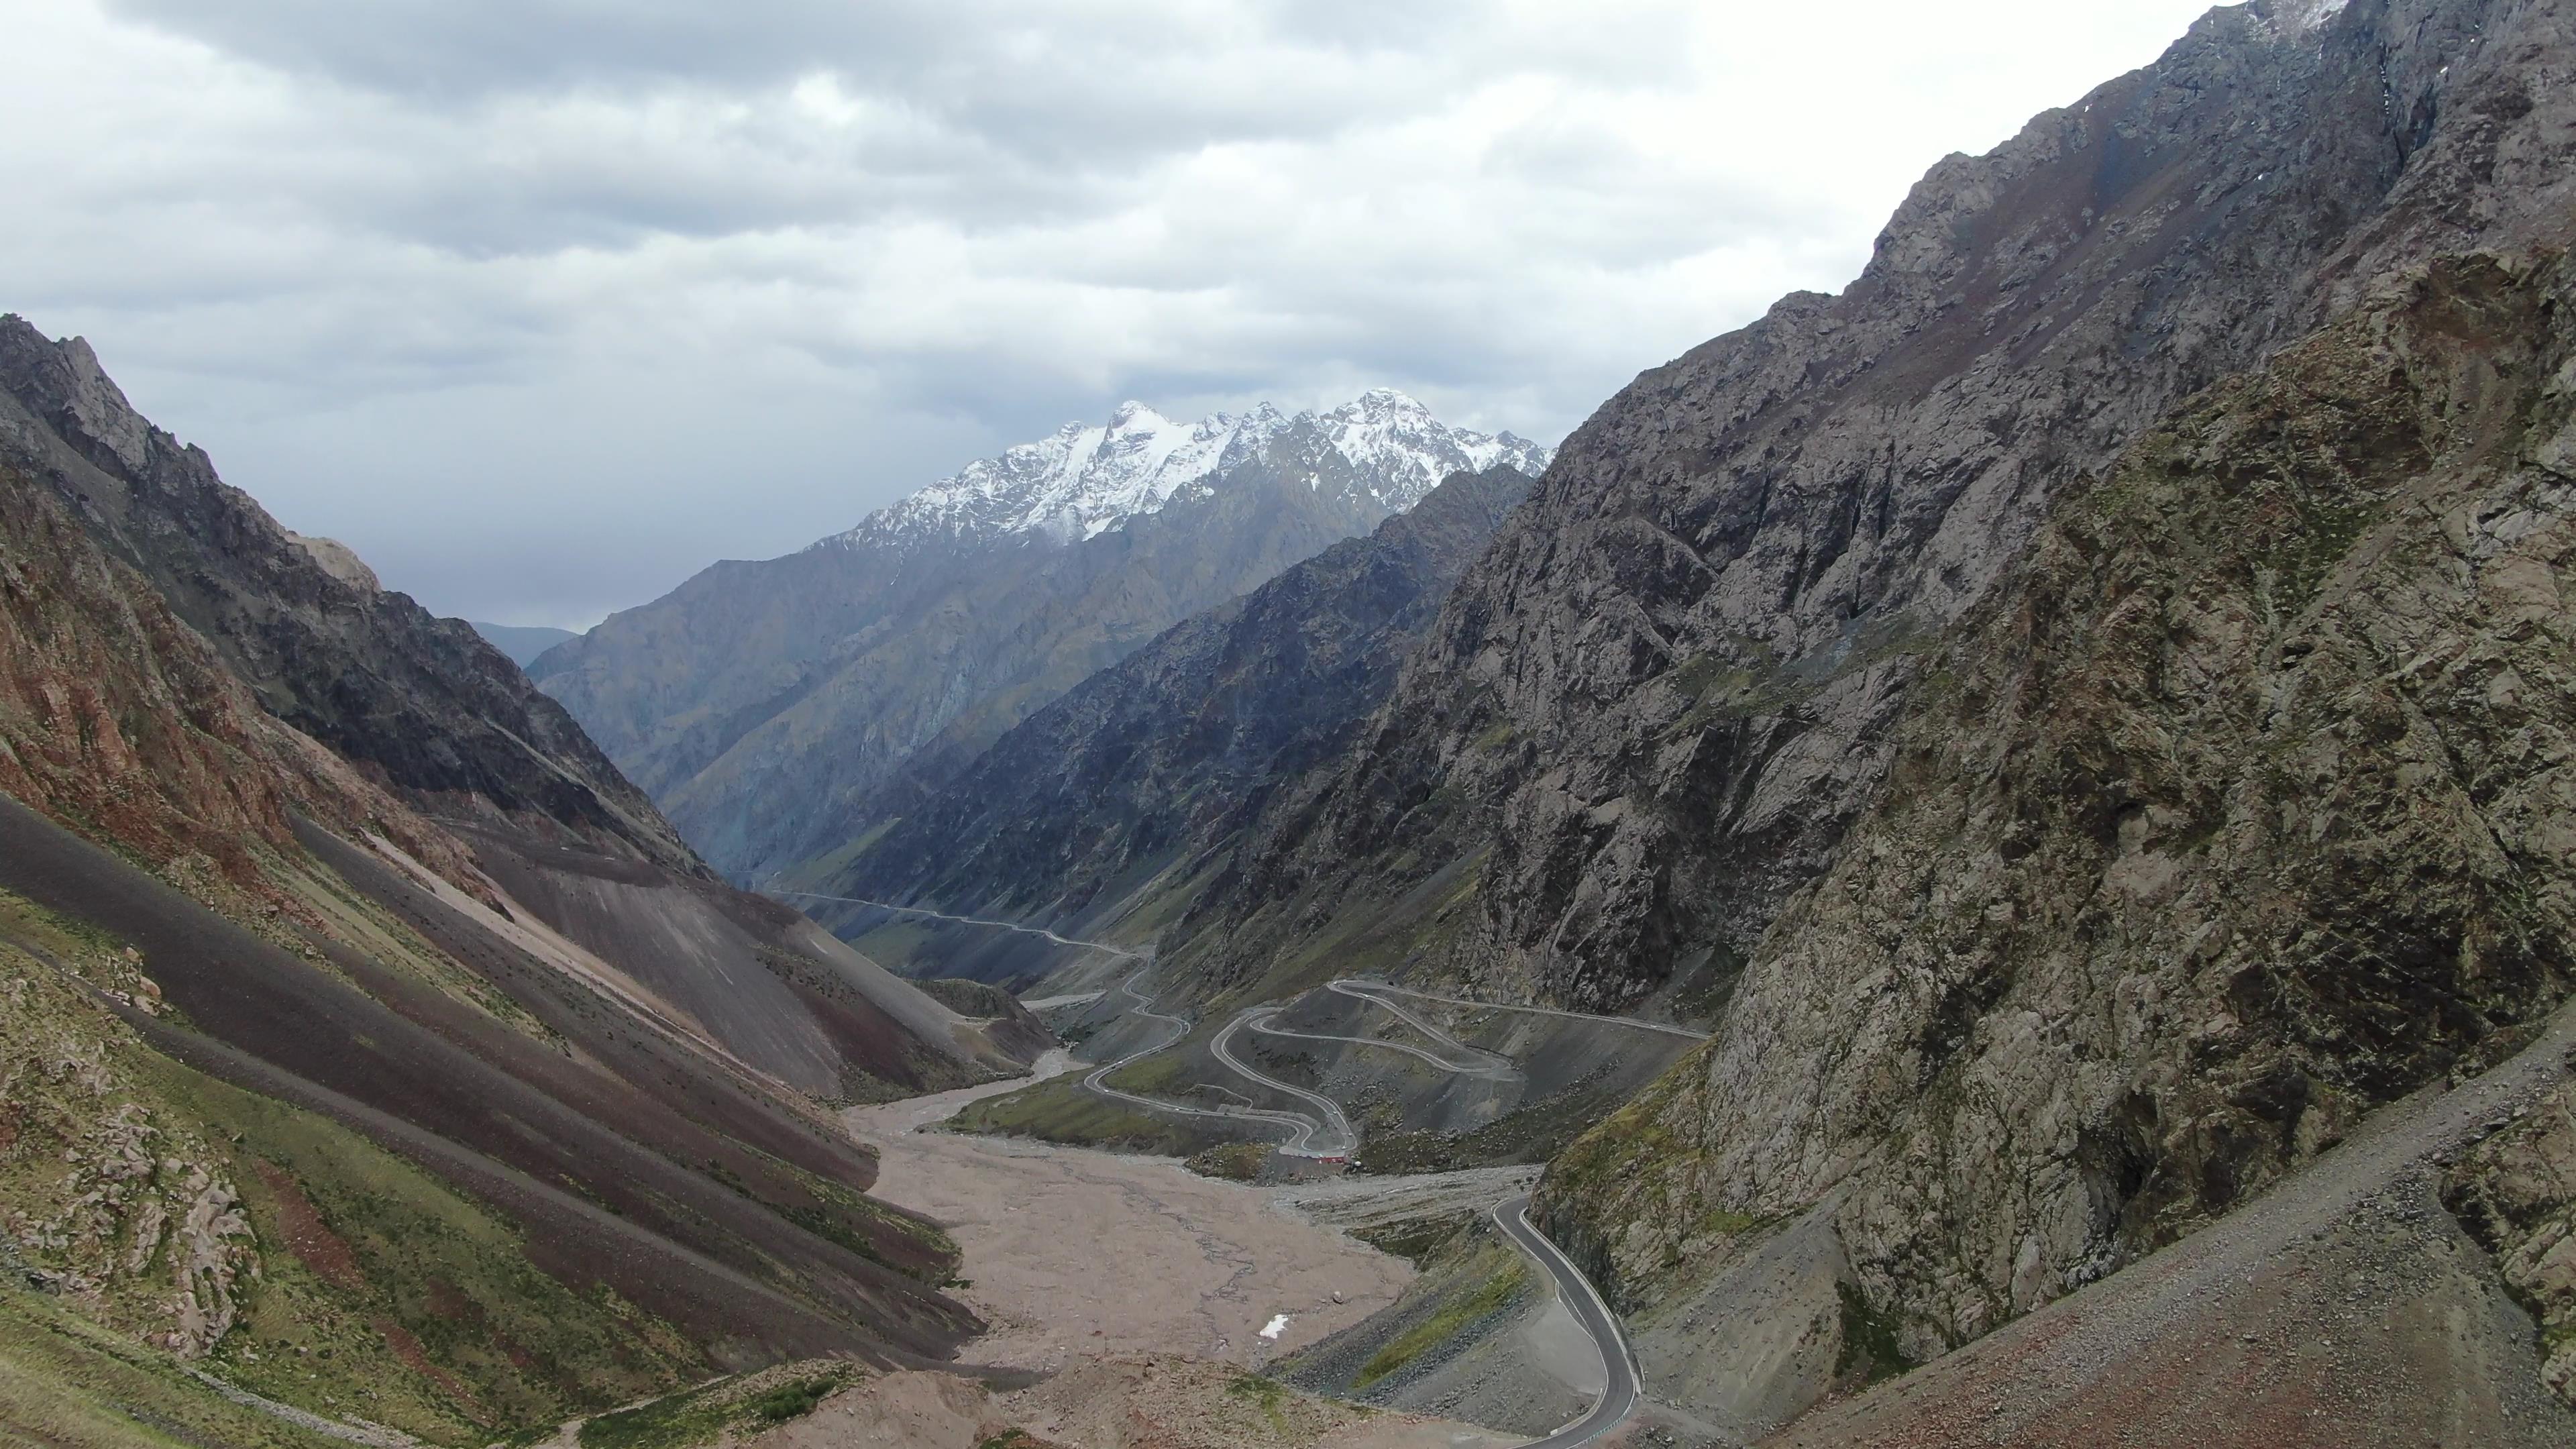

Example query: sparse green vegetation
[1834,1281,1915,1387]
[0,1283,341,1448]
[944,1075,1225,1156]
[0,896,708,1446]
[1352,1258,1527,1389]
[1102,1050,1187,1095]
[1185,1141,1272,1181]
[914,978,1020,1018]
[1226,1373,1291,1434]
[1353,1065,1643,1174]
[579,1364,858,1449]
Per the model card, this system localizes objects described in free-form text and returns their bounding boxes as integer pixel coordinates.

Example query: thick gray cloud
[9,0,2214,628]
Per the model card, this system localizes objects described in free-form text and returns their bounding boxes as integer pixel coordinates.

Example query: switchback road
[1078,975,1349,1156]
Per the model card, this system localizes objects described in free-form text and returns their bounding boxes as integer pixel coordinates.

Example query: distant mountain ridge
[806,463,1536,982]
[837,389,1547,551]
[532,390,1550,881]
[473,621,578,666]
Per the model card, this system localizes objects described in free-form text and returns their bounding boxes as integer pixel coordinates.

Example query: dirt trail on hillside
[845,1056,1409,1371]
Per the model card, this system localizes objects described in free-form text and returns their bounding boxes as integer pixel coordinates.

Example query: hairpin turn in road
[1492,1193,1642,1449]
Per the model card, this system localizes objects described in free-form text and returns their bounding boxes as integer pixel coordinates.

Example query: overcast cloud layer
[3,0,2215,629]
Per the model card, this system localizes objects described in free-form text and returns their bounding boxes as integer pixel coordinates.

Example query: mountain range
[6,0,2576,1442]
[529,389,1548,881]
[679,0,2576,1436]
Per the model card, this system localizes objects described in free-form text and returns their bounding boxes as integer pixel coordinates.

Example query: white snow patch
[826,390,1552,553]
[1259,1313,1291,1340]
[2286,0,2349,33]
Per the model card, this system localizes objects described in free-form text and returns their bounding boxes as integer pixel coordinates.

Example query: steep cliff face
[533,398,1547,881]
[0,318,701,874]
[1545,245,2576,1399]
[1171,0,2576,1013]
[812,466,1532,961]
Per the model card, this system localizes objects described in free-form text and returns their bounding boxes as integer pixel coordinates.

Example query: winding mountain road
[1209,1008,1358,1155]
[767,892,1647,1432]
[1246,996,1520,1082]
[1078,975,1352,1156]
[1493,1195,1642,1449]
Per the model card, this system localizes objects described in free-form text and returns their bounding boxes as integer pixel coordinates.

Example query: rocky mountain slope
[0,318,700,875]
[800,465,1534,981]
[1155,0,2576,1020]
[1541,242,2576,1434]
[0,333,1048,1441]
[530,393,1548,881]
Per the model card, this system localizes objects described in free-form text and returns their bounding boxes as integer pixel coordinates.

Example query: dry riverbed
[843,1053,1413,1371]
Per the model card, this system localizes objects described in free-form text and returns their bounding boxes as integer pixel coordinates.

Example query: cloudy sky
[5,1,2216,630]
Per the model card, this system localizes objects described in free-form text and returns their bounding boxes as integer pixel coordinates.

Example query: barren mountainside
[1544,245,2576,1436]
[1161,0,2576,1018]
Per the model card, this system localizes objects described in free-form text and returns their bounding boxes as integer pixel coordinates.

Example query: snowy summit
[834,389,1551,551]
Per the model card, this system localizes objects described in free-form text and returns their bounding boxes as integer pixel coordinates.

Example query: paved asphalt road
[1493,1194,1642,1448]
[1208,1007,1358,1155]
[1079,974,1345,1155]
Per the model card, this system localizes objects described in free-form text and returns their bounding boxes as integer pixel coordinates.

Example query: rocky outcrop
[2445,1081,2576,1410]
[1544,246,2576,1403]
[1169,0,2576,1013]
[821,465,1532,937]
[533,399,1547,881]
[0,318,701,874]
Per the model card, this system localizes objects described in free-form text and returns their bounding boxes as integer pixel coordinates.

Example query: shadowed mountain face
[803,464,1534,983]
[0,317,702,875]
[1161,0,2576,1016]
[530,397,1548,883]
[0,333,1048,1434]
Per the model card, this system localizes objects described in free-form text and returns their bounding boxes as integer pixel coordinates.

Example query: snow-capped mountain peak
[832,392,1549,551]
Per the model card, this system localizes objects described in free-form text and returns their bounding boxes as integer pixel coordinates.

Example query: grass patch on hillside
[580,1363,858,1449]
[1226,1373,1291,1434]
[1102,1050,1187,1095]
[943,1077,1224,1157]
[163,1049,708,1438]
[0,896,707,1444]
[1185,1142,1271,1182]
[0,1285,341,1448]
[1352,1258,1528,1391]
